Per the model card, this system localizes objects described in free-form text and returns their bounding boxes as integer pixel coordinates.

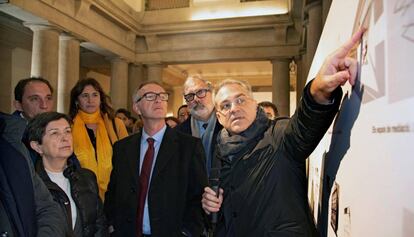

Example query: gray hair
[183,74,213,93]
[132,81,164,103]
[214,79,253,105]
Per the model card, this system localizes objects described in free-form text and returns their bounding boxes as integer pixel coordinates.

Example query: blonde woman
[69,78,128,200]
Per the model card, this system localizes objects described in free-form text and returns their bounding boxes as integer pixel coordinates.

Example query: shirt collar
[141,124,167,144]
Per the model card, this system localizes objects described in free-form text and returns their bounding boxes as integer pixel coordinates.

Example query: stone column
[172,86,184,117]
[0,44,13,112]
[58,34,80,113]
[128,64,145,110]
[322,0,333,26]
[295,56,305,106]
[146,63,165,83]
[79,67,89,80]
[301,20,310,84]
[24,23,60,109]
[166,88,175,116]
[272,59,290,117]
[305,1,322,76]
[110,57,128,110]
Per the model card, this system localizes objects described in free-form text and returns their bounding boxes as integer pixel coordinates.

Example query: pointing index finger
[335,27,366,59]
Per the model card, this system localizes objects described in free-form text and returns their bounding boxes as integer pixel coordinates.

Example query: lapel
[127,132,142,183]
[151,127,177,180]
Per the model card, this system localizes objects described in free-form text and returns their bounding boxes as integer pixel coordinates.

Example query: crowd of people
[0,28,364,237]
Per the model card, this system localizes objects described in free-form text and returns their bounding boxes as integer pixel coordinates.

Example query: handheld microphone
[209,168,220,225]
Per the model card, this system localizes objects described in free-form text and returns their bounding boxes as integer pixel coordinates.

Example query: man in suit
[12,77,54,120]
[176,75,222,176]
[104,81,208,237]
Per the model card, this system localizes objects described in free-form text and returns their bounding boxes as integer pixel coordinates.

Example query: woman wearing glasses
[69,78,128,200]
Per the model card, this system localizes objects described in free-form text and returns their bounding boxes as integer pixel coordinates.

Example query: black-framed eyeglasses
[218,96,250,115]
[184,88,210,102]
[136,92,169,102]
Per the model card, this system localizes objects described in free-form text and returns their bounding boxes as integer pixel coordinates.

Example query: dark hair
[177,104,188,114]
[14,77,54,102]
[27,112,72,144]
[165,116,180,124]
[258,101,279,116]
[69,78,115,119]
[115,108,131,118]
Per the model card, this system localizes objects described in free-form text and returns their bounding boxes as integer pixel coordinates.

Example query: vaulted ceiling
[81,0,306,89]
[0,0,310,90]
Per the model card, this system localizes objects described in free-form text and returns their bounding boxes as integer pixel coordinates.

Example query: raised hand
[310,28,366,104]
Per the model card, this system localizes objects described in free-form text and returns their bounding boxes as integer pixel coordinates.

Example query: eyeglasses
[136,92,169,102]
[184,88,210,102]
[218,96,250,115]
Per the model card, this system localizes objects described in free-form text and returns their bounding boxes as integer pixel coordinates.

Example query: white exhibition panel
[307,0,414,237]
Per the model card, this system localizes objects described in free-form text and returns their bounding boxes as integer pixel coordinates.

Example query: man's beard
[190,102,211,119]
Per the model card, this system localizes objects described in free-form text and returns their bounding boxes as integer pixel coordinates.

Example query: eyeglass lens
[184,89,209,102]
[138,92,169,102]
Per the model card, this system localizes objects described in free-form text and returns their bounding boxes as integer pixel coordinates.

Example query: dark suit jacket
[0,135,36,237]
[175,115,222,174]
[104,126,208,237]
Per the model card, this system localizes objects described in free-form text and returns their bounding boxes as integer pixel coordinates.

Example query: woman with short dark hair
[28,112,108,237]
[69,78,128,200]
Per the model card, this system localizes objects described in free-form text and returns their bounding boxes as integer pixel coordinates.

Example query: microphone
[209,168,220,225]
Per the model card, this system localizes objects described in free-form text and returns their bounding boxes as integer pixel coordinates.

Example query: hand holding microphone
[201,169,223,218]
[208,168,221,224]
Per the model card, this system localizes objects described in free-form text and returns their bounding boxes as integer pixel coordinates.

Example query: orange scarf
[72,110,127,200]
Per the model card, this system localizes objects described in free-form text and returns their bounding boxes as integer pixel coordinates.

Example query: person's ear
[30,141,43,156]
[133,102,141,116]
[13,100,23,111]
[216,111,224,126]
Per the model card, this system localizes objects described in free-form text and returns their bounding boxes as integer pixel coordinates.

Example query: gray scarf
[217,108,269,160]
[190,112,217,173]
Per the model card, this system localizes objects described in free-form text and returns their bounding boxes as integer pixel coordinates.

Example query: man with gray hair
[105,81,208,236]
[202,28,365,236]
[176,75,223,176]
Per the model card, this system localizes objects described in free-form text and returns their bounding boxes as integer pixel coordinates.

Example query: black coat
[0,136,36,237]
[104,126,208,237]
[0,112,66,237]
[215,84,342,237]
[36,160,108,237]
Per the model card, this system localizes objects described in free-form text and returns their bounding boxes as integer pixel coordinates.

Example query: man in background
[13,77,53,120]
[176,75,222,175]
[177,104,190,124]
[258,101,279,120]
[116,108,135,134]
[12,77,80,166]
